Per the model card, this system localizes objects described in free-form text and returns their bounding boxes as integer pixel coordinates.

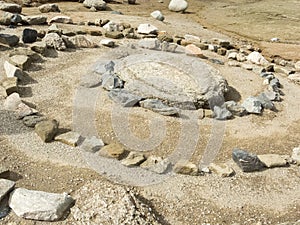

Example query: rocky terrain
[0,0,299,224]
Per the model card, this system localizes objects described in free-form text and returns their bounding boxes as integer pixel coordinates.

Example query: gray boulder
[232,148,265,172]
[140,99,179,116]
[0,34,19,47]
[168,0,188,12]
[224,101,247,117]
[0,2,21,13]
[83,0,106,10]
[35,119,59,142]
[241,96,263,114]
[257,93,275,110]
[213,105,232,120]
[108,89,142,107]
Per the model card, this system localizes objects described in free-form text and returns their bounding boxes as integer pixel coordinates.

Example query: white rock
[138,38,161,50]
[0,179,15,201]
[4,93,22,111]
[241,96,262,114]
[257,154,287,168]
[208,163,235,177]
[295,61,300,72]
[247,51,268,65]
[137,23,158,35]
[83,0,106,10]
[16,102,38,119]
[184,34,200,43]
[168,0,188,12]
[100,39,115,47]
[292,147,300,165]
[54,131,82,147]
[270,37,280,42]
[150,10,164,21]
[49,16,73,24]
[4,61,23,79]
[228,52,238,60]
[103,21,120,32]
[9,188,74,221]
[288,73,300,83]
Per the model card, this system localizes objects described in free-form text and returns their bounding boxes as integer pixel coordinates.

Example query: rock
[128,0,136,4]
[228,61,240,67]
[0,179,15,201]
[173,160,198,176]
[185,44,206,58]
[161,41,178,52]
[0,77,17,96]
[241,96,263,114]
[184,34,200,43]
[291,147,300,165]
[140,156,170,174]
[168,0,188,12]
[54,131,82,147]
[22,115,47,128]
[22,28,38,44]
[139,99,180,116]
[236,53,247,62]
[9,188,74,221]
[15,102,38,119]
[288,73,300,83]
[295,61,300,72]
[228,52,237,60]
[263,90,281,101]
[4,61,23,80]
[80,136,104,153]
[0,86,7,99]
[101,73,124,90]
[224,101,247,117]
[208,163,235,177]
[48,24,61,34]
[247,51,268,65]
[9,55,31,71]
[232,148,265,172]
[0,11,13,25]
[108,89,141,107]
[100,39,115,47]
[257,93,275,110]
[69,35,98,48]
[83,0,106,10]
[150,10,164,21]
[103,21,120,32]
[49,16,73,24]
[38,4,60,13]
[138,38,161,50]
[10,13,22,25]
[121,151,145,167]
[137,23,158,35]
[0,34,19,47]
[213,105,233,120]
[30,42,48,56]
[23,15,47,25]
[217,48,227,56]
[3,93,21,111]
[208,44,218,52]
[104,31,124,39]
[9,48,42,62]
[99,142,125,159]
[257,154,287,168]
[35,119,59,142]
[43,33,66,51]
[274,65,294,75]
[0,2,21,13]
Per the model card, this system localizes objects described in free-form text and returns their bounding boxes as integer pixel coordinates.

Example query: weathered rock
[22,115,47,128]
[0,34,19,47]
[208,163,235,177]
[9,48,42,62]
[38,4,60,13]
[108,89,142,107]
[43,33,66,51]
[0,11,13,25]
[3,93,21,111]
[242,96,263,114]
[0,86,7,99]
[83,0,106,10]
[168,0,188,12]
[81,136,104,153]
[23,15,47,25]
[121,151,145,167]
[9,188,74,221]
[291,147,300,165]
[295,61,300,72]
[101,73,124,90]
[4,61,23,80]
[105,31,124,39]
[140,156,170,174]
[54,131,82,147]
[0,77,17,95]
[232,148,265,172]
[185,44,206,58]
[100,39,115,47]
[257,154,287,168]
[151,10,164,21]
[99,142,125,159]
[9,55,30,70]
[0,179,15,202]
[127,0,136,4]
[224,101,247,117]
[139,99,180,116]
[288,73,300,83]
[35,119,59,142]
[30,42,47,56]
[103,21,120,32]
[0,2,21,14]
[247,51,268,65]
[228,51,237,60]
[69,35,98,48]
[22,28,38,44]
[137,23,158,35]
[257,93,275,110]
[15,102,38,119]
[161,41,178,52]
[138,38,161,50]
[49,16,73,24]
[173,160,198,176]
[213,105,233,120]
[263,90,281,101]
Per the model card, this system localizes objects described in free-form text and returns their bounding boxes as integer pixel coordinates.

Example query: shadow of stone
[18,72,38,85]
[224,86,242,102]
[0,170,23,182]
[44,48,58,58]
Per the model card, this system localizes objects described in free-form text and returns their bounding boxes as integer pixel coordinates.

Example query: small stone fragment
[38,4,60,13]
[208,163,235,177]
[247,51,268,66]
[15,102,38,119]
[4,61,23,80]
[0,34,19,47]
[213,105,233,120]
[140,156,170,174]
[35,119,59,142]
[49,16,73,24]
[0,179,15,201]
[108,89,141,107]
[232,148,265,172]
[224,101,247,117]
[69,35,98,48]
[104,31,124,39]
[121,151,145,167]
[98,142,125,159]
[54,131,82,147]
[81,136,104,153]
[138,38,161,50]
[23,15,47,25]
[257,154,287,168]
[137,24,158,35]
[43,33,66,51]
[139,99,179,116]
[173,160,198,176]
[9,55,31,70]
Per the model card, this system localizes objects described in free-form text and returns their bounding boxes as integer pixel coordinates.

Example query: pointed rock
[232,148,265,172]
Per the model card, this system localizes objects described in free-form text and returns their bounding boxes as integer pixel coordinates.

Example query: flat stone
[38,4,60,13]
[139,99,180,116]
[288,73,300,83]
[9,48,42,62]
[213,105,232,120]
[0,77,17,96]
[9,188,74,221]
[43,33,66,51]
[22,115,47,128]
[49,16,73,24]
[30,42,47,55]
[23,15,47,25]
[185,44,206,58]
[108,89,142,107]
[9,55,31,70]
[138,38,161,50]
[15,102,38,119]
[247,51,268,66]
[83,0,106,10]
[35,119,59,143]
[104,31,124,39]
[0,179,15,201]
[69,35,98,48]
[100,39,115,47]
[3,93,21,111]
[121,151,145,167]
[0,34,19,47]
[140,156,170,174]
[168,0,188,12]
[292,147,300,165]
[241,96,263,114]
[81,136,104,153]
[54,131,82,147]
[4,61,23,80]
[257,154,287,168]
[0,11,14,25]
[137,24,158,35]
[161,41,178,52]
[22,28,38,44]
[232,148,265,172]
[98,142,125,159]
[0,2,21,13]
[208,163,235,177]
[173,160,198,176]
[150,10,164,21]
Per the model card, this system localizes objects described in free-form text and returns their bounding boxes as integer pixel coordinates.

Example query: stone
[185,44,206,58]
[54,131,82,147]
[228,52,238,60]
[83,0,106,10]
[9,55,31,70]
[157,32,173,42]
[80,136,104,153]
[295,61,300,72]
[213,105,233,120]
[38,4,60,13]
[69,35,98,48]
[4,61,23,80]
[49,16,73,24]
[140,156,170,174]
[208,163,235,177]
[101,73,124,90]
[168,0,188,12]
[100,39,115,47]
[173,160,198,176]
[0,179,15,201]
[43,33,66,51]
[288,73,300,83]
[138,38,161,50]
[263,90,281,101]
[161,41,178,52]
[0,86,7,99]
[103,21,120,32]
[104,31,124,39]
[184,34,200,43]
[0,77,17,95]
[108,89,141,107]
[232,148,265,172]
[217,48,227,56]
[99,142,125,159]
[274,65,294,75]
[257,154,287,168]
[22,28,38,44]
[224,101,247,117]
[9,48,42,62]
[150,10,164,21]
[257,93,275,110]
[3,93,21,111]
[9,188,74,221]
[242,96,263,114]
[0,34,19,47]
[22,115,47,128]
[247,51,268,65]
[35,119,59,143]
[137,23,158,35]
[139,99,180,116]
[30,42,47,56]
[48,24,61,34]
[128,0,136,4]
[208,44,218,52]
[10,13,22,25]
[121,151,145,167]
[291,147,300,165]
[23,15,47,25]
[15,102,38,119]
[236,53,247,62]
[0,2,21,13]
[0,11,13,25]
[227,61,240,67]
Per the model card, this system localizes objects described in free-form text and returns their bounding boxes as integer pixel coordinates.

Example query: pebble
[35,119,59,143]
[173,160,198,176]
[185,44,206,58]
[121,151,146,167]
[151,10,164,21]
[168,0,188,12]
[98,142,125,159]
[54,131,82,147]
[137,24,158,35]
